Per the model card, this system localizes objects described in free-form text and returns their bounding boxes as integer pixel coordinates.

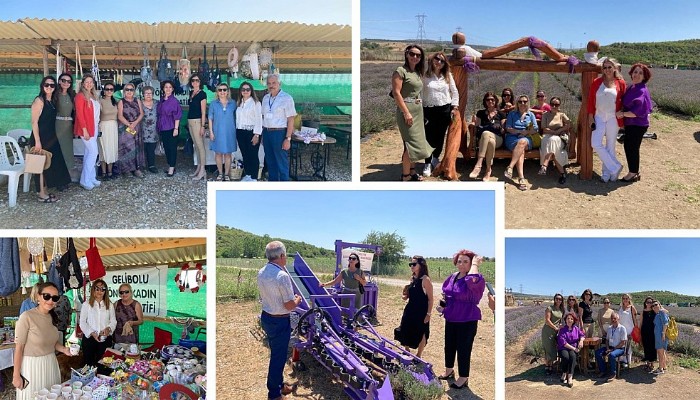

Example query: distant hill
[513,290,699,305]
[216,225,335,258]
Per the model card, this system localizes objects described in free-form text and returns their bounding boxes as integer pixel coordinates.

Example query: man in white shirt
[257,241,301,399]
[595,312,627,380]
[261,74,297,181]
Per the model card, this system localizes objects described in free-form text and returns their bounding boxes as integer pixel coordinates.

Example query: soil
[360,112,700,229]
[217,281,495,399]
[505,326,700,398]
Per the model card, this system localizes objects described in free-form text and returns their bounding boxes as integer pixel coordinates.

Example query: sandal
[409,168,424,181]
[518,178,528,191]
[538,165,547,175]
[401,173,423,181]
[469,165,481,179]
[38,195,59,203]
[504,167,513,179]
[224,175,231,182]
[215,174,223,182]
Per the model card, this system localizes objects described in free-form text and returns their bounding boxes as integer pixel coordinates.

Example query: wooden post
[433,62,468,180]
[578,71,596,180]
[42,47,49,76]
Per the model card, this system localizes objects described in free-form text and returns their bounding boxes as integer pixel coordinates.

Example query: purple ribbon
[528,36,545,60]
[567,56,580,74]
[461,56,480,73]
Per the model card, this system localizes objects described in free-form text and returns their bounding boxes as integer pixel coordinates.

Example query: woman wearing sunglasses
[79,279,117,366]
[30,76,72,202]
[117,82,145,178]
[640,296,657,371]
[98,83,119,179]
[539,96,570,184]
[469,92,505,181]
[392,44,433,181]
[397,256,433,358]
[74,73,102,190]
[236,81,263,181]
[437,250,485,389]
[421,52,458,177]
[499,88,515,115]
[504,95,538,190]
[320,252,366,311]
[55,72,76,172]
[587,57,626,182]
[114,283,144,344]
[541,293,564,374]
[188,73,208,181]
[651,301,670,374]
[208,83,237,181]
[597,297,614,338]
[13,282,73,399]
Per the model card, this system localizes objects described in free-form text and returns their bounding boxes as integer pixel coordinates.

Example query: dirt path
[505,326,700,398]
[361,113,700,229]
[217,284,495,399]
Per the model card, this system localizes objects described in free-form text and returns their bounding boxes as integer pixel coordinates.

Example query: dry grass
[217,284,495,399]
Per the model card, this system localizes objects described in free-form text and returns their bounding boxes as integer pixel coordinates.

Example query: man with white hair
[261,74,297,181]
[257,241,301,399]
[595,311,628,380]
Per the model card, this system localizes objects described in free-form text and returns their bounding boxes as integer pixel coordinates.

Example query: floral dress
[117,98,144,172]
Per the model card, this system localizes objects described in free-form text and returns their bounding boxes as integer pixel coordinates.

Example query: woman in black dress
[578,288,595,337]
[640,296,657,371]
[29,76,71,202]
[398,256,434,358]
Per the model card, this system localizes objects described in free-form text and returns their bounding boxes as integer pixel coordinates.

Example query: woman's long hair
[79,73,98,100]
[411,255,429,279]
[236,81,260,107]
[552,293,565,315]
[36,76,57,106]
[424,52,451,85]
[88,279,112,310]
[57,72,76,102]
[402,44,425,77]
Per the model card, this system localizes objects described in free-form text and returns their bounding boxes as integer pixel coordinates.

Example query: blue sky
[506,238,700,297]
[1,0,351,25]
[216,190,495,258]
[361,1,700,47]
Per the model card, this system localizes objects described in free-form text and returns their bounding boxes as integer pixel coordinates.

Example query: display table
[289,136,336,181]
[580,337,601,374]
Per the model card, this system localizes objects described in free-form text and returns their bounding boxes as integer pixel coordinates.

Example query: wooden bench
[466,123,540,160]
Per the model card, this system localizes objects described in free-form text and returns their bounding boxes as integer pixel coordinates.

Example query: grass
[676,355,700,370]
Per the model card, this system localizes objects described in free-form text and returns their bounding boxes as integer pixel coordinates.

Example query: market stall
[0,237,207,399]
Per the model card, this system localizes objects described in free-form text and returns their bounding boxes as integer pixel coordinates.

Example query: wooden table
[580,337,601,374]
[289,136,337,181]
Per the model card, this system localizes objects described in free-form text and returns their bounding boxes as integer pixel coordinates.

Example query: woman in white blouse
[421,52,459,177]
[235,82,263,181]
[79,279,117,366]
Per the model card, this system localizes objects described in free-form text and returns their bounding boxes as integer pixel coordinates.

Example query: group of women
[391,45,653,188]
[395,250,494,389]
[541,291,671,388]
[13,281,143,398]
[28,74,264,202]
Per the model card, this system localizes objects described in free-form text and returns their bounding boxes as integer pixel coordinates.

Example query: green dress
[55,92,75,170]
[395,66,433,162]
[541,305,563,362]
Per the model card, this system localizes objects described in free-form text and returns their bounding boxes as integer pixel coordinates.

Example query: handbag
[359,284,365,295]
[85,237,106,280]
[631,326,641,344]
[393,327,403,342]
[25,147,52,173]
[58,238,84,289]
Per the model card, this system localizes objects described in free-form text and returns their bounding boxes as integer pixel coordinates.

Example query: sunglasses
[486,98,496,102]
[433,58,445,64]
[503,94,512,97]
[604,301,611,304]
[218,88,229,92]
[407,52,422,58]
[41,293,60,302]
[568,299,575,302]
[518,100,528,104]
[408,262,418,267]
[191,78,200,82]
[119,290,131,295]
[94,286,106,292]
[551,103,560,106]
[60,79,72,84]
[240,87,252,92]
[43,83,56,88]
[124,88,135,92]
[653,303,660,307]
[603,66,614,70]
[645,301,653,304]
[536,95,545,98]
[555,298,563,301]
[348,257,358,261]
[104,88,114,92]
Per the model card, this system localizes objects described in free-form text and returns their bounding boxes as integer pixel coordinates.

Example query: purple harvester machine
[287,240,437,399]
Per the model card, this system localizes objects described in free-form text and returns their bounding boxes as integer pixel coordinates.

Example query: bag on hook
[158,45,174,82]
[199,45,211,85]
[0,238,21,297]
[58,238,84,289]
[207,44,220,91]
[86,238,106,280]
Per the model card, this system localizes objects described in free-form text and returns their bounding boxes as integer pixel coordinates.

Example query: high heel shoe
[620,173,640,183]
[437,370,454,380]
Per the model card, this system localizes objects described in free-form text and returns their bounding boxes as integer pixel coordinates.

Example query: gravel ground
[0,143,350,229]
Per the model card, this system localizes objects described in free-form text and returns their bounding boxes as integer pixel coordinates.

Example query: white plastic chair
[6,129,33,192]
[0,136,31,207]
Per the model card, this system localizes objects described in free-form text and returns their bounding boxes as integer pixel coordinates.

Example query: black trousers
[559,349,578,375]
[160,129,178,168]
[144,142,157,168]
[423,104,452,162]
[237,129,261,178]
[82,335,112,366]
[445,320,477,377]
[623,124,647,174]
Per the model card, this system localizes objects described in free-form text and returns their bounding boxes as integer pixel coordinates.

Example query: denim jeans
[260,313,291,399]
[262,128,289,181]
[595,346,625,375]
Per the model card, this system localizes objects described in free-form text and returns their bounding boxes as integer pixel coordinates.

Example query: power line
[416,14,427,45]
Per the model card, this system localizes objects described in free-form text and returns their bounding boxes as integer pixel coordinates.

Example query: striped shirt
[257,262,295,315]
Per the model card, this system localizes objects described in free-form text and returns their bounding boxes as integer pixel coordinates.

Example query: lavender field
[505,305,546,346]
[361,62,700,138]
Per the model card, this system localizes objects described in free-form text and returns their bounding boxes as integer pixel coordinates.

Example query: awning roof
[22,237,206,270]
[0,18,351,72]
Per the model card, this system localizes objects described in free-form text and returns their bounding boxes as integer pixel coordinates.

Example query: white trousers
[591,113,621,179]
[80,136,99,186]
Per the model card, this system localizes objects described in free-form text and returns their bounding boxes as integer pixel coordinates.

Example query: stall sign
[105,266,168,317]
[340,249,374,272]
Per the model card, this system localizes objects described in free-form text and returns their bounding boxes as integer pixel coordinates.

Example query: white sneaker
[431,156,440,169]
[423,164,432,177]
[91,180,102,187]
[241,175,252,182]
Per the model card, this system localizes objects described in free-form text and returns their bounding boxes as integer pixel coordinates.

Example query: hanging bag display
[85,238,106,280]
[0,238,21,297]
[141,45,152,88]
[178,45,191,89]
[199,45,210,86]
[227,46,239,78]
[207,44,220,91]
[158,45,174,82]
[58,238,84,289]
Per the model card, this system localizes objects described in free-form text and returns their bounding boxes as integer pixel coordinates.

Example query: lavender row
[505,305,546,346]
